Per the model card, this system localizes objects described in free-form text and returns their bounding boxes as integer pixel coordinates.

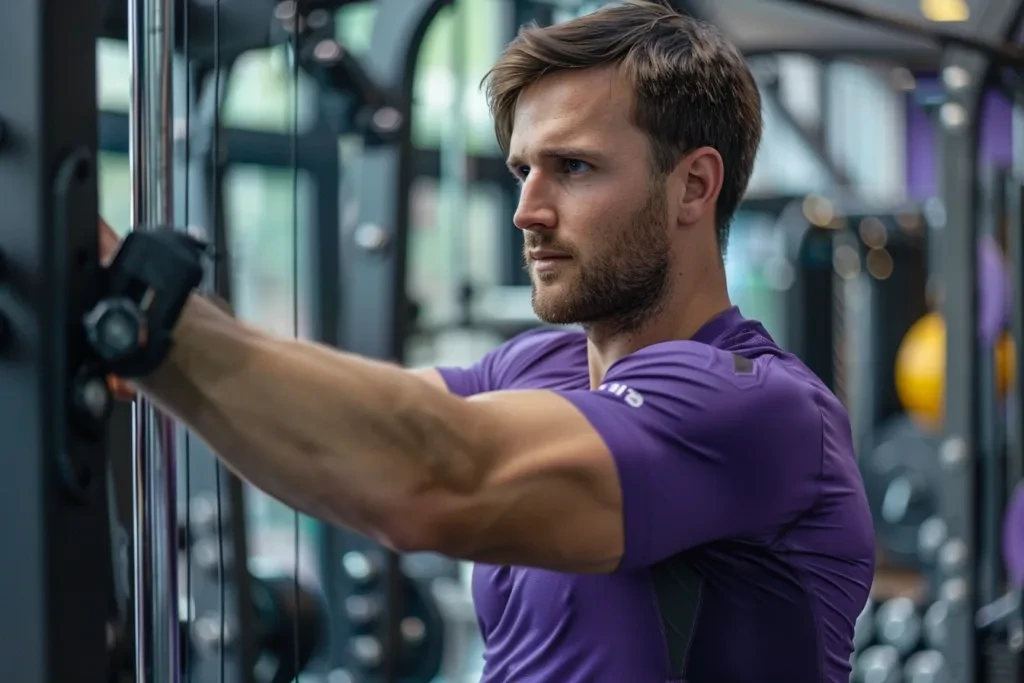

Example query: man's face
[508,67,673,333]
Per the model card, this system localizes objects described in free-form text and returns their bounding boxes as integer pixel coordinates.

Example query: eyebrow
[506,147,609,171]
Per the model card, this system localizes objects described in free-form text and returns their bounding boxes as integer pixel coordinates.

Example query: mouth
[529,252,572,274]
[529,250,572,262]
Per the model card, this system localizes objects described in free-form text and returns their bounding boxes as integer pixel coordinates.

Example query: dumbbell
[904,650,947,683]
[875,597,922,656]
[863,417,940,568]
[854,599,876,651]
[918,517,948,565]
[853,644,902,683]
[922,601,947,650]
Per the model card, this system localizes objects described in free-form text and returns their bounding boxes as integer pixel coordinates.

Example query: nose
[513,175,557,232]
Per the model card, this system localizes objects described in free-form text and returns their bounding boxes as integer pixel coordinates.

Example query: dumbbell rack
[769,0,1024,680]
[936,36,1024,680]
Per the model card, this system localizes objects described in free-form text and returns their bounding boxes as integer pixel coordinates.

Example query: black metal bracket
[0,0,119,679]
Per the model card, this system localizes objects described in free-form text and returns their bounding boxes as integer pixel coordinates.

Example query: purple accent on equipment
[905,82,1012,200]
[978,235,1011,345]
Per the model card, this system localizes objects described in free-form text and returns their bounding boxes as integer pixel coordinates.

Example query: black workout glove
[84,227,207,379]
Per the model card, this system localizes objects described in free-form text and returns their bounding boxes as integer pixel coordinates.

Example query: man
[101,1,875,680]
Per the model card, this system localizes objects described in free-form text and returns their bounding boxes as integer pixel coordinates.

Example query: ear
[673,147,724,227]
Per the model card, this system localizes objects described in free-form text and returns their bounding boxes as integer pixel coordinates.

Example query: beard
[523,186,672,336]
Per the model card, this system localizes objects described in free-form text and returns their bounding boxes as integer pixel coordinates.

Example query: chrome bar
[128,0,181,680]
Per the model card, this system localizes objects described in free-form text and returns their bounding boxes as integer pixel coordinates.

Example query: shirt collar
[690,306,744,345]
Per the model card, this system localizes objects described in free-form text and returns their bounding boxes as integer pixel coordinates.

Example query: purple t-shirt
[437,308,874,683]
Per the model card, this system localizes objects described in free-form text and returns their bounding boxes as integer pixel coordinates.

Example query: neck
[585,265,732,388]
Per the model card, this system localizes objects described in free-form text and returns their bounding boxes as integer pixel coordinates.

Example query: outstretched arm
[138,293,625,573]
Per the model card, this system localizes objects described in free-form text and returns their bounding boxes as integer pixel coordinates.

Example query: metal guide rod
[128,0,182,680]
[771,0,1024,66]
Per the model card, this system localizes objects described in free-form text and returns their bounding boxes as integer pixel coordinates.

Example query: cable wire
[290,3,304,679]
[182,0,193,678]
[211,1,226,682]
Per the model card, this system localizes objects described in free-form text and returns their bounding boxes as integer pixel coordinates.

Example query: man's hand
[99,217,121,265]
[98,217,136,400]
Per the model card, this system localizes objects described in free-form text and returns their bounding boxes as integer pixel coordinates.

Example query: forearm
[138,295,486,547]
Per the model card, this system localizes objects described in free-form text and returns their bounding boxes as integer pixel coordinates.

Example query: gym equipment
[874,597,922,656]
[783,205,929,417]
[854,599,876,651]
[923,600,948,650]
[895,313,1016,429]
[249,571,329,683]
[917,516,948,566]
[863,416,941,567]
[903,650,947,683]
[977,236,1011,347]
[892,236,1012,429]
[85,227,207,378]
[178,567,330,683]
[853,644,902,683]
[326,553,446,682]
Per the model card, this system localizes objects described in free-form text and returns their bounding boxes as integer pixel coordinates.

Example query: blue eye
[563,159,591,174]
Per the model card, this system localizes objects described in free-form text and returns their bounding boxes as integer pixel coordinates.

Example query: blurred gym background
[90,0,1023,681]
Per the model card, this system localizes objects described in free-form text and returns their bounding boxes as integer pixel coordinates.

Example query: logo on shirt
[598,382,644,408]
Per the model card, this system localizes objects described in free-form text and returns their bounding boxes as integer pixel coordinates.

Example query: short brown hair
[483,0,762,256]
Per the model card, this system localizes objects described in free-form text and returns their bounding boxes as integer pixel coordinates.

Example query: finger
[107,375,137,401]
[99,217,122,265]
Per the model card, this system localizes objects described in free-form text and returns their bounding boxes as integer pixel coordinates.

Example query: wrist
[86,227,207,379]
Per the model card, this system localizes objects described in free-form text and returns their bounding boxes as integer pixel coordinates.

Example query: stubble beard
[525,188,672,338]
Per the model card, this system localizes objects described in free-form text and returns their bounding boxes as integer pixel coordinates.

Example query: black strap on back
[650,555,704,677]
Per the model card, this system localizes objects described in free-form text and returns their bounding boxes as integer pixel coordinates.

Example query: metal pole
[128,0,181,681]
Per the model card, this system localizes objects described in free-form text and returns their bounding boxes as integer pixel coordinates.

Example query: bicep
[411,368,451,392]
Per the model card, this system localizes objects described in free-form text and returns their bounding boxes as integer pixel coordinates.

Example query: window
[98,151,132,233]
[223,164,316,338]
[336,1,378,56]
[222,47,318,133]
[725,211,791,347]
[412,0,505,154]
[223,163,320,555]
[747,90,833,197]
[825,62,905,202]
[407,178,507,330]
[97,39,131,112]
[552,0,623,23]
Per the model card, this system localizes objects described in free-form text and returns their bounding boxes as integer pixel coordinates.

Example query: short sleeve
[554,341,825,571]
[435,354,498,398]
[435,327,586,397]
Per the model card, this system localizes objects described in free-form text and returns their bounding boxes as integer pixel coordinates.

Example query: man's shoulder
[489,326,589,390]
[499,325,587,356]
[605,335,830,436]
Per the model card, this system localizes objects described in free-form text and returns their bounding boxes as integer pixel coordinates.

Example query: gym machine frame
[317,1,461,679]
[114,0,463,678]
[0,0,119,680]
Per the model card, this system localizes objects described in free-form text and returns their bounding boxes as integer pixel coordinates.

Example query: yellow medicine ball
[895,312,1016,429]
